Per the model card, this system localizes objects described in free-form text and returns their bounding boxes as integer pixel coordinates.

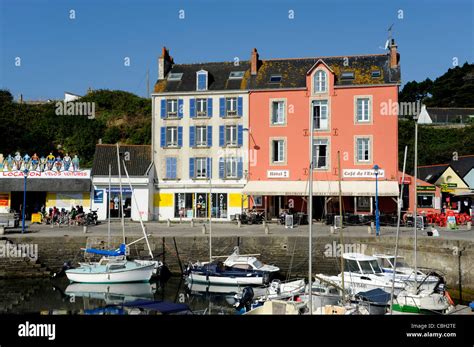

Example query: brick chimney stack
[158,46,174,80]
[389,39,399,68]
[251,48,259,75]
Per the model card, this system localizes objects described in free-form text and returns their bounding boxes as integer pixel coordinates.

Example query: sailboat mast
[391,146,408,314]
[414,121,418,288]
[116,143,126,245]
[108,164,111,249]
[308,107,314,315]
[122,159,154,259]
[209,177,212,263]
[337,151,345,301]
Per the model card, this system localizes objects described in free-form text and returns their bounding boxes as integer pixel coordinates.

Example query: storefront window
[211,193,227,218]
[417,194,434,208]
[174,193,193,218]
[174,192,227,218]
[357,197,370,212]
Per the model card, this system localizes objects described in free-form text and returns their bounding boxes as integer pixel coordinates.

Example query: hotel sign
[0,170,91,179]
[343,169,385,178]
[267,170,289,179]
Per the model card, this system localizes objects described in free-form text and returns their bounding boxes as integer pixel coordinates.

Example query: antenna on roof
[380,24,394,50]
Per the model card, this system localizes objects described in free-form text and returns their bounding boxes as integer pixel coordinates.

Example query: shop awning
[450,190,474,197]
[242,180,399,197]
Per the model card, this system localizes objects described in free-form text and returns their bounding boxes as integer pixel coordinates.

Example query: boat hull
[66,263,154,284]
[188,272,265,286]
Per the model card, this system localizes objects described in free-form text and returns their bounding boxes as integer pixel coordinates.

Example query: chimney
[158,46,174,80]
[389,39,399,68]
[251,48,259,75]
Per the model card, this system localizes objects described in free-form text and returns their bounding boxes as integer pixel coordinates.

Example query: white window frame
[270,138,286,165]
[195,126,207,147]
[312,99,329,130]
[196,98,208,117]
[355,96,372,123]
[314,70,327,93]
[226,97,237,117]
[196,70,208,91]
[313,138,329,170]
[355,136,372,163]
[225,157,238,178]
[225,125,237,146]
[270,99,286,125]
[195,158,207,178]
[166,127,178,147]
[166,99,178,117]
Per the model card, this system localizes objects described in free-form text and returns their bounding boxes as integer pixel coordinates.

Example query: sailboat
[389,137,454,314]
[66,144,161,283]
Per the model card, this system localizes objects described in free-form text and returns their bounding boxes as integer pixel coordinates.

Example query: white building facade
[151,48,250,221]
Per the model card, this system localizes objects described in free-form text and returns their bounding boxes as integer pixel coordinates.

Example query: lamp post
[22,168,29,234]
[373,164,380,236]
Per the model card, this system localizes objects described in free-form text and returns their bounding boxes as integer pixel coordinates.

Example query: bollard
[368,223,373,234]
[190,219,194,228]
[0,227,4,235]
[467,221,472,231]
[237,220,241,228]
[201,224,206,234]
[330,226,335,234]
[83,225,88,234]
[262,220,266,227]
[264,225,270,235]
[167,219,171,227]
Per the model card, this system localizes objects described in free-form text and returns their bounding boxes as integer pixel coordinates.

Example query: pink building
[243,41,402,223]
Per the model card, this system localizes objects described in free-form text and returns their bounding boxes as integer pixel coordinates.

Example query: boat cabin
[342,253,384,275]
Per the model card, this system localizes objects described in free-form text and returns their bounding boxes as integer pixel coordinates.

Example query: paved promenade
[4,220,474,241]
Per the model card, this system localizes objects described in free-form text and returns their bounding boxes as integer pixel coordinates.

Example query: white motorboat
[373,254,442,291]
[391,287,452,314]
[186,247,279,287]
[243,300,306,315]
[317,253,406,296]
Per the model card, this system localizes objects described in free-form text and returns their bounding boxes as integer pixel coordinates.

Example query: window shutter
[171,157,177,179]
[189,158,195,179]
[237,157,243,179]
[207,98,213,117]
[190,99,196,118]
[178,99,183,118]
[219,158,225,179]
[237,125,243,147]
[160,100,166,119]
[219,97,225,117]
[207,157,212,178]
[160,127,166,147]
[189,126,195,147]
[177,127,183,147]
[219,126,225,147]
[207,126,212,147]
[165,157,171,178]
[237,97,243,117]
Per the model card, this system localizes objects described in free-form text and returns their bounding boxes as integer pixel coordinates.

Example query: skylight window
[229,71,245,79]
[168,73,183,81]
[269,75,282,83]
[371,70,381,78]
[341,72,355,79]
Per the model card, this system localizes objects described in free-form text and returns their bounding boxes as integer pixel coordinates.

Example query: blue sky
[1,0,473,100]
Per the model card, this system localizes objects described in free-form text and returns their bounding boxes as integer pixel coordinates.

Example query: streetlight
[22,168,29,234]
[373,164,380,236]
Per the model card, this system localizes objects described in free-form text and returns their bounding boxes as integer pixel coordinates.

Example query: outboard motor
[52,261,72,278]
[234,286,254,312]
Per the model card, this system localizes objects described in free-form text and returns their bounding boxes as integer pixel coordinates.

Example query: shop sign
[0,170,91,179]
[267,170,289,178]
[0,193,9,207]
[417,186,436,191]
[105,187,133,193]
[343,169,385,178]
[94,190,104,203]
[441,183,457,192]
[399,176,411,184]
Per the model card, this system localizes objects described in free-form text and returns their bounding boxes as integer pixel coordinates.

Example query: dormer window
[341,71,355,80]
[314,70,327,93]
[229,71,245,79]
[269,75,282,83]
[196,70,208,91]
